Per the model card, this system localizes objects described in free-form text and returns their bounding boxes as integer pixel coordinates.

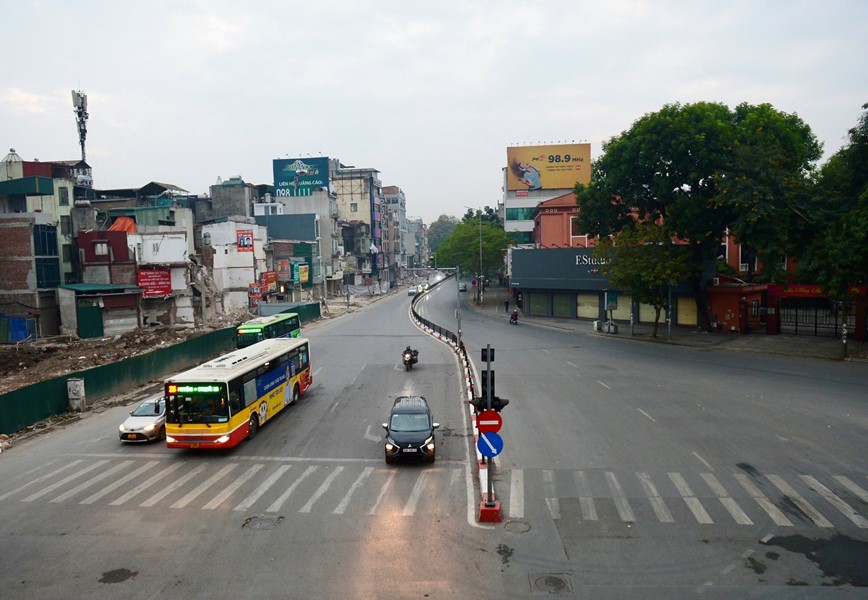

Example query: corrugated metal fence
[0,327,237,436]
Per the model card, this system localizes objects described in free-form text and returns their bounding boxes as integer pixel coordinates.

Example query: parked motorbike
[509,310,519,325]
[402,348,419,371]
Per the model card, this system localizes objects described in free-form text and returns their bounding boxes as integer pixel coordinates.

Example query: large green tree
[576,101,820,331]
[434,217,510,281]
[798,103,868,352]
[426,214,458,253]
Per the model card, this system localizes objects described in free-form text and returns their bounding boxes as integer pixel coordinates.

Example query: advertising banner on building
[273,157,330,197]
[248,283,261,308]
[277,259,291,282]
[237,229,254,251]
[137,269,172,298]
[298,264,310,284]
[506,143,591,191]
[260,270,278,294]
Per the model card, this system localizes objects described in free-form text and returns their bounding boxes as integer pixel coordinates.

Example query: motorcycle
[402,349,419,371]
[509,311,519,325]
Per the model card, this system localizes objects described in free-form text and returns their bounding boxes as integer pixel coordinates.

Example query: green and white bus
[236,312,301,349]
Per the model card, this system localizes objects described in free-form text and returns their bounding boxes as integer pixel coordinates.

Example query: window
[33,225,59,255]
[60,215,71,236]
[59,187,70,207]
[95,242,109,256]
[505,207,536,221]
[62,244,73,262]
[350,202,358,213]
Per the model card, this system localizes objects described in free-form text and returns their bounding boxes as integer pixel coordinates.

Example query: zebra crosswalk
[503,468,868,531]
[3,457,866,531]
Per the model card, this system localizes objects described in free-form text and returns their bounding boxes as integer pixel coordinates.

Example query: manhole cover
[530,573,573,596]
[504,518,531,533]
[242,515,284,530]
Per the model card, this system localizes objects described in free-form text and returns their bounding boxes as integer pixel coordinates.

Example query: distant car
[119,396,166,443]
[420,281,430,291]
[383,396,439,464]
[458,282,467,292]
[407,285,418,296]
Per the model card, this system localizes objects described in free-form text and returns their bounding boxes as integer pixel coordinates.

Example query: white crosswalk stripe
[6,457,866,532]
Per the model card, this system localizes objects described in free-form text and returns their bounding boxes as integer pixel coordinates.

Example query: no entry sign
[476,410,502,434]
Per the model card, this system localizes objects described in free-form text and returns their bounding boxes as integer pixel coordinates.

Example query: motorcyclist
[403,345,419,362]
[510,309,519,324]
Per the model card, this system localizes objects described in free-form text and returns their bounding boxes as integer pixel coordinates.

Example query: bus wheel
[247,414,259,440]
[291,385,300,405]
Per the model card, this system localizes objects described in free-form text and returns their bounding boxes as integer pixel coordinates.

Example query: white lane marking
[364,425,381,442]
[329,402,340,413]
[22,460,109,502]
[834,476,868,503]
[597,380,611,389]
[605,471,635,522]
[81,461,160,504]
[669,472,713,524]
[767,474,832,528]
[566,361,578,369]
[333,466,374,514]
[312,367,322,377]
[637,408,657,423]
[51,460,134,503]
[0,460,84,501]
[701,473,753,525]
[265,465,319,512]
[733,473,793,526]
[573,471,598,521]
[141,464,207,507]
[370,469,397,515]
[111,462,185,506]
[171,464,238,508]
[543,469,560,520]
[509,469,524,519]
[299,466,344,513]
[203,464,264,510]
[235,465,291,512]
[693,452,714,471]
[800,475,867,528]
[638,472,674,523]
[402,470,431,517]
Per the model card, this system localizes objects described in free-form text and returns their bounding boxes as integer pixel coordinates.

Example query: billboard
[273,157,330,197]
[506,143,591,191]
[137,269,172,298]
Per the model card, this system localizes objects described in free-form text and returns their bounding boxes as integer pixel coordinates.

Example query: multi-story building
[333,166,385,286]
[382,185,407,281]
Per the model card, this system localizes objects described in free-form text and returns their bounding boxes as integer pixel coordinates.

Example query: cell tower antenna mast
[71,89,89,161]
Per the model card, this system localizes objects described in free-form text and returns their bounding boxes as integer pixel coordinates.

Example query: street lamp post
[465,206,483,304]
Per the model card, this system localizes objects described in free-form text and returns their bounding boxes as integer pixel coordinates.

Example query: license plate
[191,443,199,448]
[126,434,136,440]
[402,448,418,453]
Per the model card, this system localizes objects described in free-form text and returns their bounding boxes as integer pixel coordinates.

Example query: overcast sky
[2,1,866,225]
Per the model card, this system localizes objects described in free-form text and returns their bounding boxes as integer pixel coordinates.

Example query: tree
[717,103,821,281]
[798,103,868,354]
[595,222,696,337]
[434,219,511,282]
[461,206,501,227]
[426,215,458,254]
[575,101,821,331]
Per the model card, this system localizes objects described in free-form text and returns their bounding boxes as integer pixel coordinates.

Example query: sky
[2,1,866,226]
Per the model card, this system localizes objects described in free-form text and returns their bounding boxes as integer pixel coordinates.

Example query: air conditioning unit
[712,277,720,286]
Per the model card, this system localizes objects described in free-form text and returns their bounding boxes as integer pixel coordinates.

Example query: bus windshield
[166,383,230,425]
[236,329,264,348]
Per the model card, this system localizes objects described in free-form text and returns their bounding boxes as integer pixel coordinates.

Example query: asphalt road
[418,281,868,598]
[1,284,866,599]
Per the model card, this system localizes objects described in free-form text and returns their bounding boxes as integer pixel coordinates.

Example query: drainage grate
[530,573,573,596]
[242,515,284,530]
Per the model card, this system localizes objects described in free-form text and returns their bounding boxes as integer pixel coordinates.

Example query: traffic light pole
[484,344,495,507]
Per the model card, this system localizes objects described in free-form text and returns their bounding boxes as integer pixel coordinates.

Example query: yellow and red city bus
[165,337,312,449]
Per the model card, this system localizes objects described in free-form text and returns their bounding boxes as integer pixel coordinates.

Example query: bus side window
[228,390,241,415]
[300,346,309,369]
[242,377,257,408]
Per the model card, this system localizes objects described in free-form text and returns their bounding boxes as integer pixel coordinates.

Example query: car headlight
[118,424,126,433]
[143,423,156,432]
[424,436,435,452]
[385,438,398,452]
[216,435,230,444]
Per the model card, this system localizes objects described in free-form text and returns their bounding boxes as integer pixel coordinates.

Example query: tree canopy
[575,101,821,330]
[434,216,510,279]
[426,214,458,254]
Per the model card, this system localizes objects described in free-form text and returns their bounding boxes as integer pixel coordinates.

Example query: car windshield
[390,413,430,432]
[132,399,165,417]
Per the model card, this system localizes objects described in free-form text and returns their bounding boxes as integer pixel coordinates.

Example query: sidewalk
[475,285,868,362]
